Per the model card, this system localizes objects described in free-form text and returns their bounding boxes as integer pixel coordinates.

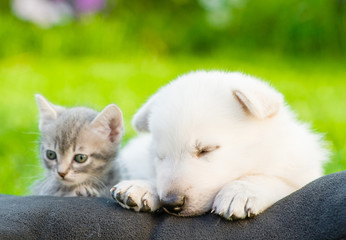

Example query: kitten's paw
[212,181,266,220]
[75,185,100,197]
[110,180,160,212]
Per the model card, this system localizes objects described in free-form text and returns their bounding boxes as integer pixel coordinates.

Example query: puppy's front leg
[110,180,160,212]
[212,175,297,220]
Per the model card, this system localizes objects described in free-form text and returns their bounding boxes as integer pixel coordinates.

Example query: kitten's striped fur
[32,95,123,197]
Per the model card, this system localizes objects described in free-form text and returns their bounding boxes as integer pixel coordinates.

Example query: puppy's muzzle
[161,195,186,215]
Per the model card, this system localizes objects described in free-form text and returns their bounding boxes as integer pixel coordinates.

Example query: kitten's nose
[161,194,186,214]
[58,171,67,179]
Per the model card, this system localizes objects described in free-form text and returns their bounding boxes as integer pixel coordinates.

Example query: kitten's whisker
[94,177,106,188]
[23,132,41,135]
[90,176,107,189]
[22,176,41,180]
[23,164,41,168]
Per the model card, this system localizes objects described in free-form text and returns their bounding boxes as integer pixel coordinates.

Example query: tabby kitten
[32,94,124,197]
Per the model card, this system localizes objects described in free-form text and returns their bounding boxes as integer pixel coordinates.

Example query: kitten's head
[35,94,124,186]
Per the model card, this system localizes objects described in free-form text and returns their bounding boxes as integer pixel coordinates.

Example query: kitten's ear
[233,81,284,119]
[35,94,65,130]
[131,94,157,133]
[90,104,124,143]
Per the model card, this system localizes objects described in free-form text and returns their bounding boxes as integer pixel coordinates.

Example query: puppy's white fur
[112,71,328,219]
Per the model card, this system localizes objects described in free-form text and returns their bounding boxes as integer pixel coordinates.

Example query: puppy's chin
[160,191,217,217]
[166,204,211,217]
[178,211,208,217]
[168,208,210,217]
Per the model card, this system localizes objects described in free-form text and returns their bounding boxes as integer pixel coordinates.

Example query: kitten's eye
[46,150,57,160]
[74,154,88,163]
[196,145,220,158]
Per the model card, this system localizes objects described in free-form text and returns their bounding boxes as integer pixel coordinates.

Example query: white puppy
[111,71,328,219]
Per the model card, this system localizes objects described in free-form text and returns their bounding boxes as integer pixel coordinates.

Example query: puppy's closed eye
[156,153,165,161]
[195,144,220,158]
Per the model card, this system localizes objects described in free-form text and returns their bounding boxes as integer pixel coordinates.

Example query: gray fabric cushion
[0,171,345,240]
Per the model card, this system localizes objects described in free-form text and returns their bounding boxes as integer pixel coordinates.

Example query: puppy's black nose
[161,195,186,214]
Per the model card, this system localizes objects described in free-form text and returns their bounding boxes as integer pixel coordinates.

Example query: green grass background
[0,0,345,195]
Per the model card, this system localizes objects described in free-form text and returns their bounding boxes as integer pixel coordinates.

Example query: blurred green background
[0,0,345,195]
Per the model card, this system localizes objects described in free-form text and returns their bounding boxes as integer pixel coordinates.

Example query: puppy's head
[133,71,283,216]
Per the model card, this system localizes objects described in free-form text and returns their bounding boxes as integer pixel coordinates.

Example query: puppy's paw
[212,181,266,220]
[74,185,100,197]
[110,180,160,212]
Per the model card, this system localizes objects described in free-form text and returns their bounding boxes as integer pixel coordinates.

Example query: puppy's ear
[233,82,283,119]
[132,95,157,132]
[35,94,65,131]
[90,104,124,143]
